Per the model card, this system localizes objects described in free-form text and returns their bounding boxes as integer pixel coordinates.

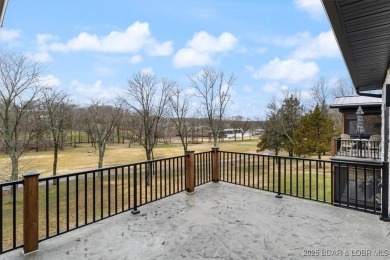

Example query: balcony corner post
[212,147,220,182]
[185,150,195,193]
[23,172,40,254]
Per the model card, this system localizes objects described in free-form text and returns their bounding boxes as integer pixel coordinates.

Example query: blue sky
[0,0,349,119]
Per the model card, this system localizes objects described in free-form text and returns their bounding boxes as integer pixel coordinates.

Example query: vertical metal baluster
[159,161,162,199]
[128,166,131,210]
[122,167,125,212]
[364,164,367,211]
[155,161,158,200]
[346,164,350,208]
[235,153,237,184]
[66,176,69,231]
[173,159,176,193]
[355,165,358,209]
[140,164,143,205]
[164,160,167,197]
[229,153,232,183]
[93,171,96,221]
[272,157,275,192]
[243,154,249,186]
[108,169,111,216]
[252,155,255,188]
[309,161,312,200]
[56,179,60,234]
[176,158,179,193]
[242,154,245,186]
[115,168,118,214]
[284,158,286,194]
[169,159,171,194]
[76,175,79,228]
[338,162,341,206]
[330,162,334,204]
[323,162,326,202]
[303,160,305,198]
[101,170,104,219]
[257,155,260,189]
[12,184,16,249]
[316,161,319,201]
[267,157,270,191]
[296,160,298,197]
[111,168,117,212]
[262,156,264,190]
[373,166,377,213]
[290,158,293,196]
[46,179,49,237]
[84,173,87,225]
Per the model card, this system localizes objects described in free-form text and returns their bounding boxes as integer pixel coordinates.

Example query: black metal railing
[194,152,212,186]
[334,139,381,159]
[0,150,386,254]
[0,180,24,254]
[0,155,186,254]
[219,151,383,214]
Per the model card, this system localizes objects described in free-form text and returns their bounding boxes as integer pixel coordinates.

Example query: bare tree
[0,52,46,181]
[332,77,355,97]
[86,100,123,168]
[124,71,173,161]
[311,76,330,112]
[190,67,235,147]
[43,89,72,180]
[167,86,192,152]
[230,115,251,141]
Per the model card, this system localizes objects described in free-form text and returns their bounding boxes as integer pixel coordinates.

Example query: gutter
[356,89,382,98]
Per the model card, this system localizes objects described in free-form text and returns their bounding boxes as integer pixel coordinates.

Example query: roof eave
[322,0,360,92]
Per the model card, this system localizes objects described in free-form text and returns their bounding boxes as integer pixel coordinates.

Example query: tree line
[1,52,258,182]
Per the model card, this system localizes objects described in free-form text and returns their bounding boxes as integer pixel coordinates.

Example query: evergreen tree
[294,105,335,161]
[279,94,303,156]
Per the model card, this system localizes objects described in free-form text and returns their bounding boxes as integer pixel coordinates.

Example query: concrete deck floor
[4,182,390,260]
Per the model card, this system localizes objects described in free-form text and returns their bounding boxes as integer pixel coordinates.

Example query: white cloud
[27,52,52,63]
[146,41,173,56]
[70,80,124,100]
[173,31,238,68]
[174,48,212,68]
[39,75,60,87]
[128,54,143,64]
[292,30,340,59]
[46,21,172,56]
[272,31,312,47]
[0,28,21,43]
[251,57,319,83]
[36,33,58,46]
[294,0,325,20]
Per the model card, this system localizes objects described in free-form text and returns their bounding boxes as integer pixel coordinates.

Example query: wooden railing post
[23,172,40,254]
[185,150,195,193]
[331,137,336,157]
[212,147,220,182]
